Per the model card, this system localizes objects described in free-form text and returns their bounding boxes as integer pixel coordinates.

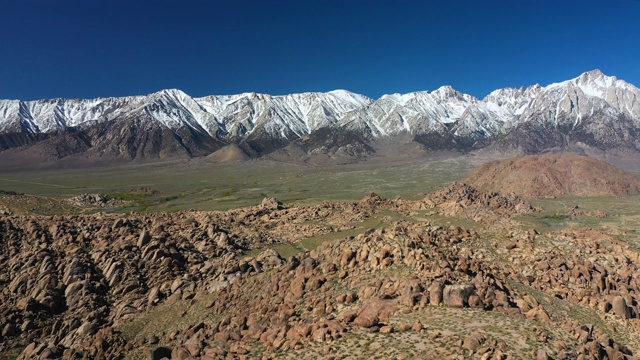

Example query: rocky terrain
[422,182,540,225]
[0,193,125,217]
[2,177,640,359]
[464,154,640,198]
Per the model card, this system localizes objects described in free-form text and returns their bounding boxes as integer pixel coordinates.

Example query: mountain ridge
[1,70,639,163]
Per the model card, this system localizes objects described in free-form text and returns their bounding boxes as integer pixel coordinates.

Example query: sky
[0,0,639,101]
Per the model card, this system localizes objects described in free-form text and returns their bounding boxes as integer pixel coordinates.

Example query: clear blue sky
[1,0,639,101]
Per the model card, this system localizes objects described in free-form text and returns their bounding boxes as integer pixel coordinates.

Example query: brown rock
[203,346,226,358]
[526,307,551,324]
[536,348,550,360]
[468,294,482,308]
[463,332,485,351]
[611,296,629,319]
[428,281,444,305]
[345,292,357,304]
[411,321,423,332]
[146,335,159,345]
[585,341,605,359]
[19,342,40,359]
[171,346,192,360]
[443,284,474,308]
[148,287,164,306]
[312,328,328,342]
[145,346,171,360]
[379,325,393,334]
[605,346,626,360]
[138,230,151,248]
[353,308,378,328]
[185,335,203,357]
[338,310,358,323]
[286,323,312,340]
[2,323,19,338]
[76,321,97,337]
[353,300,396,329]
[229,343,249,355]
[216,232,230,248]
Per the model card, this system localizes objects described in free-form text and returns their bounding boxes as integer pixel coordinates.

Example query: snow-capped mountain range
[1,69,639,161]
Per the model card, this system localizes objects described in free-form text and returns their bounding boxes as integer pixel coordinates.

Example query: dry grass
[116,294,220,360]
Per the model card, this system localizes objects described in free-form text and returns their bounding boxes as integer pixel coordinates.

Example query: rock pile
[423,182,539,224]
[67,193,121,207]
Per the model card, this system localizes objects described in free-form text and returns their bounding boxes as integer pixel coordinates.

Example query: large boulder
[443,284,475,308]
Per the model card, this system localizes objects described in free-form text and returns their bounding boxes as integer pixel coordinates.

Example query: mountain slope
[1,70,639,163]
[500,70,640,152]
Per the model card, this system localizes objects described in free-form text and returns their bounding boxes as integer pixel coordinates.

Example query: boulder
[463,332,486,351]
[428,281,444,305]
[611,296,629,319]
[443,284,474,308]
[138,229,151,248]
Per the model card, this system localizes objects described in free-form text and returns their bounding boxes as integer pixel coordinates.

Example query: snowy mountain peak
[434,85,455,92]
[432,85,456,95]
[1,70,639,160]
[575,69,618,92]
[432,85,477,103]
[153,88,191,98]
[546,70,633,95]
[579,69,608,78]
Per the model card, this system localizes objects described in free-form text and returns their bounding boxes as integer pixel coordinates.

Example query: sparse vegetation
[0,157,475,213]
[541,213,570,220]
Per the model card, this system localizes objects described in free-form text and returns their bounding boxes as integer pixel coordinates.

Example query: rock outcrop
[423,182,539,224]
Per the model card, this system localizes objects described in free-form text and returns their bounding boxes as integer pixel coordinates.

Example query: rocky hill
[1,70,640,164]
[464,154,640,198]
[2,189,640,359]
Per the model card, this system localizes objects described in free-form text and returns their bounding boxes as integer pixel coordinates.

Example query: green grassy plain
[0,157,475,213]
